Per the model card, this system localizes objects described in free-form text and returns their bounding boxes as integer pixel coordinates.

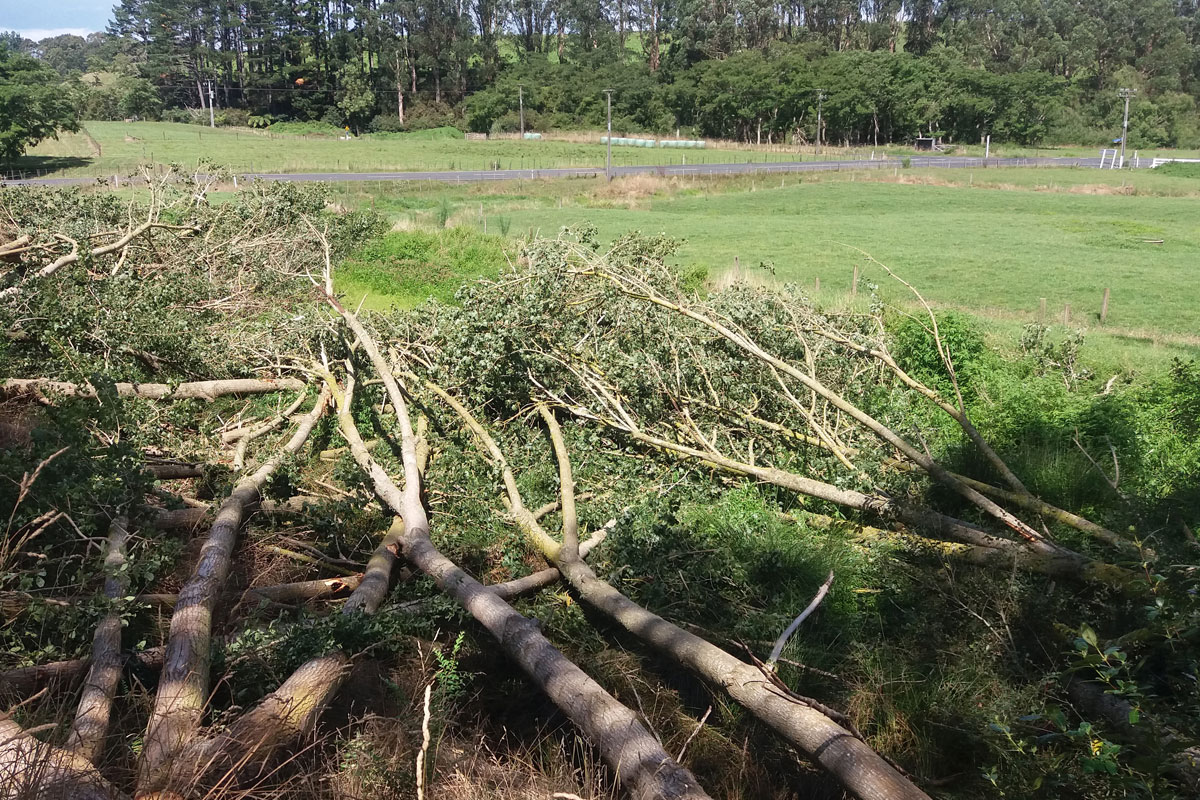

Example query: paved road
[2,154,1138,187]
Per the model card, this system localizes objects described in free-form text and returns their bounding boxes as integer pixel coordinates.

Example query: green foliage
[432,631,471,702]
[219,607,424,706]
[1153,161,1200,178]
[1019,323,1093,387]
[435,198,453,228]
[0,396,156,665]
[266,120,347,137]
[336,63,376,133]
[606,487,874,646]
[388,126,465,140]
[0,45,79,164]
[891,310,985,392]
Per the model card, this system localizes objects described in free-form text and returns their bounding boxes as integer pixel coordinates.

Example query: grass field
[319,166,1200,374]
[15,121,874,178]
[493,172,1200,329]
[16,120,1200,179]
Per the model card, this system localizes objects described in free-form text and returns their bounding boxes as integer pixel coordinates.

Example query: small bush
[367,113,406,133]
[214,108,250,127]
[402,102,459,131]
[161,108,203,125]
[890,310,985,391]
[402,125,464,140]
[267,120,345,137]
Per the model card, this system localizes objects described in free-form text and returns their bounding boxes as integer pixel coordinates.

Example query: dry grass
[0,399,38,451]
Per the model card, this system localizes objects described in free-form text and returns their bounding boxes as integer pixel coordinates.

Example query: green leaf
[1079,623,1098,648]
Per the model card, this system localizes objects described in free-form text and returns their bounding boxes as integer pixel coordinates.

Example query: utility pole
[1117,88,1135,168]
[207,80,216,128]
[604,88,614,182]
[517,84,525,136]
[815,89,826,155]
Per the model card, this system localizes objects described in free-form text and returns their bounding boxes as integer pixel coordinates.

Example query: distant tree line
[3,0,1200,146]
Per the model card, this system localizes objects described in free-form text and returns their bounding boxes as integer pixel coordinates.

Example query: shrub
[267,120,345,137]
[161,108,203,125]
[890,310,985,392]
[368,113,406,133]
[402,102,459,131]
[215,107,250,127]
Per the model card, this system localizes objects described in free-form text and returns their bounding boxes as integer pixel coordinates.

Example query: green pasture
[17,121,1200,179]
[497,172,1200,335]
[322,166,1200,374]
[17,121,831,178]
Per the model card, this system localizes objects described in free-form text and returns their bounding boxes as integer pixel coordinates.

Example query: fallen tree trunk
[160,653,351,793]
[332,396,710,799]
[431,383,931,800]
[136,387,329,797]
[0,649,166,699]
[534,408,929,800]
[0,719,128,800]
[145,463,208,480]
[65,517,130,765]
[139,574,366,609]
[0,548,600,700]
[2,378,305,402]
[151,384,425,794]
[150,506,209,531]
[313,273,712,800]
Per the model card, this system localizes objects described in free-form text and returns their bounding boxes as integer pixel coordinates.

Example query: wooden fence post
[851,265,859,298]
[1039,297,1047,323]
[814,276,820,293]
[1100,288,1110,325]
[1063,303,1071,326]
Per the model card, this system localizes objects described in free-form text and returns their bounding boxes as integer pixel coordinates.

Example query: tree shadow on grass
[2,156,94,180]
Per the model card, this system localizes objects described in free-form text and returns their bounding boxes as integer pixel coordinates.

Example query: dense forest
[4,0,1200,146]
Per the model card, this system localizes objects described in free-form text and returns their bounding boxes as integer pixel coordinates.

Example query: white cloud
[12,28,96,41]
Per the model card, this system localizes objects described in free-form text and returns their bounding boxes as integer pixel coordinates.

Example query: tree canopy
[8,0,1200,147]
[0,43,79,163]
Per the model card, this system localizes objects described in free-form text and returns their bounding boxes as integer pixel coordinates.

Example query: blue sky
[3,0,113,40]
